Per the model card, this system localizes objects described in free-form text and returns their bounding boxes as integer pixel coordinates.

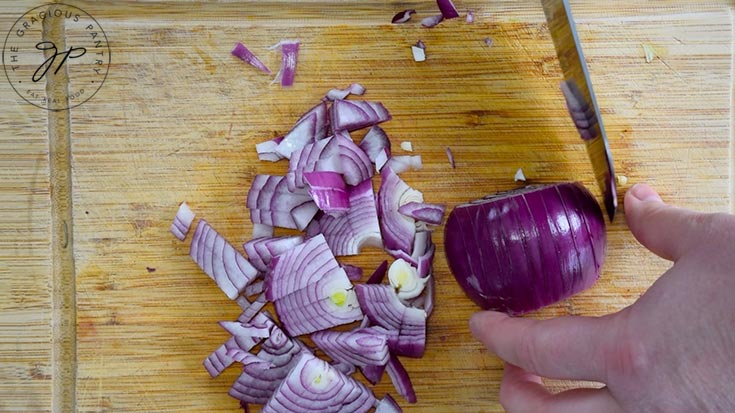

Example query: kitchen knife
[542,0,617,221]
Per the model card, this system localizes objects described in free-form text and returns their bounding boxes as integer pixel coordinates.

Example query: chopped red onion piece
[366,260,389,284]
[244,279,265,296]
[375,147,390,172]
[423,275,435,316]
[388,258,429,300]
[361,363,386,385]
[298,101,330,141]
[378,167,424,254]
[411,46,426,62]
[332,360,357,376]
[391,9,416,24]
[375,393,403,413]
[265,234,340,301]
[484,37,494,47]
[466,9,475,23]
[272,40,300,87]
[336,134,374,186]
[303,171,350,214]
[256,137,285,162]
[170,201,195,241]
[385,155,422,174]
[274,273,363,336]
[243,235,304,272]
[189,220,259,300]
[342,264,363,281]
[275,113,318,159]
[514,167,527,182]
[231,42,271,74]
[399,141,413,152]
[220,320,273,339]
[415,40,426,50]
[246,175,318,230]
[204,312,273,378]
[325,83,366,101]
[239,293,268,323]
[311,329,389,368]
[355,284,427,358]
[260,353,375,413]
[421,14,444,28]
[317,179,382,256]
[331,99,392,132]
[226,349,274,369]
[229,326,312,405]
[287,136,341,190]
[251,223,274,238]
[397,202,445,226]
[445,146,456,168]
[359,126,391,164]
[385,356,416,403]
[416,244,435,279]
[436,0,460,19]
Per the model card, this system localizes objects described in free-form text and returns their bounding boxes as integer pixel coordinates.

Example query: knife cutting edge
[542,0,617,222]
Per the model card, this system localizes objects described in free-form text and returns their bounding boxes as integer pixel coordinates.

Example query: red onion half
[444,183,606,315]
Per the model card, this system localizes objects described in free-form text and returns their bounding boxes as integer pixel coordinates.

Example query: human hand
[469,183,735,413]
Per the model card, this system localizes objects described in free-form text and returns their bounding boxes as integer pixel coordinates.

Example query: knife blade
[542,0,617,221]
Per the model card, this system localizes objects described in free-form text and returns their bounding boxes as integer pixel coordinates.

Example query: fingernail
[629,183,662,202]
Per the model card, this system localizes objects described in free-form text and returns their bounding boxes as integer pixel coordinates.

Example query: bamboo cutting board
[1,1,733,412]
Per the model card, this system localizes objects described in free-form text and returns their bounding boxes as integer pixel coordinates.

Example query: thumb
[624,183,706,261]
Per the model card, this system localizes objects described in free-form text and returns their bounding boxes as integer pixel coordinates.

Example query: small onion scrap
[444,182,607,314]
[231,42,271,74]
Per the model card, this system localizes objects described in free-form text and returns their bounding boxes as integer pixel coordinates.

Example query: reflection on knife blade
[542,0,617,222]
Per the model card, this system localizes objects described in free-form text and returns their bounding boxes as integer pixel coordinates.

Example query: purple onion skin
[444,182,606,315]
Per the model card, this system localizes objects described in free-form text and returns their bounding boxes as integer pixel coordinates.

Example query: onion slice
[359,126,391,163]
[229,325,312,405]
[303,171,350,214]
[436,0,460,19]
[445,146,456,168]
[375,394,403,413]
[366,260,389,284]
[316,179,382,256]
[466,10,475,23]
[331,99,392,133]
[189,220,259,300]
[231,42,271,74]
[342,264,363,281]
[243,235,304,273]
[247,175,319,230]
[385,155,422,174]
[397,202,445,226]
[274,272,363,336]
[421,14,444,28]
[170,201,195,241]
[378,167,424,254]
[287,136,341,190]
[326,83,366,101]
[260,353,376,413]
[273,40,300,87]
[336,134,374,186]
[392,9,416,24]
[311,329,390,368]
[256,137,285,162]
[388,258,429,300]
[355,284,426,358]
[385,356,417,403]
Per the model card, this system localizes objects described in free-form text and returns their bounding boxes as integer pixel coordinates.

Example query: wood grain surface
[1,1,733,412]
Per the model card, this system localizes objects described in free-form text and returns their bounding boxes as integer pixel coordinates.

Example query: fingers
[500,363,624,413]
[624,183,708,261]
[470,311,614,382]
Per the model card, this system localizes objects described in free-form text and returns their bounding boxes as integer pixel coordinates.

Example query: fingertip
[469,311,508,341]
[627,183,662,204]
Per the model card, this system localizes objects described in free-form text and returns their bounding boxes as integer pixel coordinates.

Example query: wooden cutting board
[1,1,732,412]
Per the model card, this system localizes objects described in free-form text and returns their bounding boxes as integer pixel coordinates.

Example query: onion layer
[444,182,606,314]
